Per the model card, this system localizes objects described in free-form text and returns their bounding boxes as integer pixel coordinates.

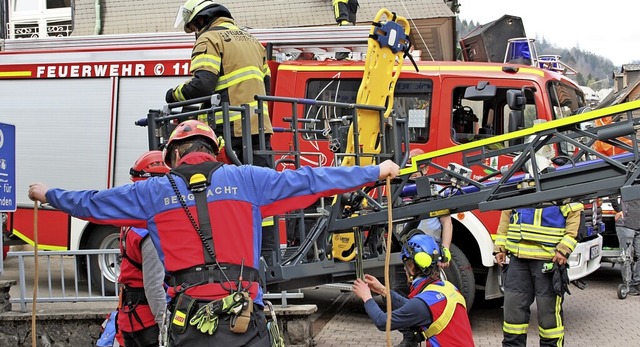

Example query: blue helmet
[400,231,440,270]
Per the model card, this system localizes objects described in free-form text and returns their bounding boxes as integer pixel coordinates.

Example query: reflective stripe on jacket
[413,280,475,347]
[180,17,272,137]
[494,204,582,259]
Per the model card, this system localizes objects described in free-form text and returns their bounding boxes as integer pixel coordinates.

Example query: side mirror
[506,89,526,111]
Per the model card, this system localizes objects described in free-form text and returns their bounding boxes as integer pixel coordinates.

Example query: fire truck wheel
[87,225,120,295]
[443,244,475,311]
[2,245,7,260]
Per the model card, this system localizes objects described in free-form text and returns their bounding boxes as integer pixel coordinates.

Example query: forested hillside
[456,18,628,89]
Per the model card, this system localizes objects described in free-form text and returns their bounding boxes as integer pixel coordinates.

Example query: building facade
[1,0,458,61]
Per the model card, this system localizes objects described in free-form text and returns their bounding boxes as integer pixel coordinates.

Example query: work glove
[189,303,219,335]
[441,247,451,263]
[165,88,177,103]
[552,263,571,296]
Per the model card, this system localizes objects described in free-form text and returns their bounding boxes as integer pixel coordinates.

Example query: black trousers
[169,305,270,347]
[502,256,565,347]
[122,324,159,347]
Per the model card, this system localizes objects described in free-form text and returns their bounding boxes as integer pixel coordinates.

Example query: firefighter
[494,204,582,347]
[167,0,272,168]
[117,150,169,347]
[352,231,474,346]
[332,0,358,26]
[28,120,399,347]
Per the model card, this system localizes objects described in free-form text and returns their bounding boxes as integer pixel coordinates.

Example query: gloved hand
[165,88,177,103]
[441,247,451,263]
[552,263,571,296]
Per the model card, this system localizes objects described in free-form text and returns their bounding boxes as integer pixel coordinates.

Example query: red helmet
[130,150,170,182]
[163,120,219,165]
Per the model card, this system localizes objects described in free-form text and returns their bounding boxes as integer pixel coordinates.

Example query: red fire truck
[0,25,604,306]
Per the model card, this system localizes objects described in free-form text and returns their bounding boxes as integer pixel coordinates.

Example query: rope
[384,177,393,347]
[399,0,434,61]
[31,201,39,346]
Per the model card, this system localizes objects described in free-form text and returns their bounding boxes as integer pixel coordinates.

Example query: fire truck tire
[2,245,7,260]
[443,244,475,311]
[87,225,120,295]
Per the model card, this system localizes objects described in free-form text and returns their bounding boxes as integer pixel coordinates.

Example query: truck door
[438,77,543,233]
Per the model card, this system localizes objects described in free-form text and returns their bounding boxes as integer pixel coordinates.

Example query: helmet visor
[174,5,192,29]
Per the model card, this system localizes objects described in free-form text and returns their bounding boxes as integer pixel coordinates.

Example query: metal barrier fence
[3,248,303,312]
[6,249,120,312]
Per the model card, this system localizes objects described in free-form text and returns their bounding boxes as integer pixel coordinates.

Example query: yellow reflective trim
[277,64,545,76]
[554,294,563,323]
[262,216,274,227]
[174,83,187,101]
[399,99,640,176]
[503,322,528,335]
[538,326,564,339]
[0,70,32,77]
[507,231,562,242]
[262,63,271,77]
[505,241,556,257]
[424,281,466,337]
[216,22,239,30]
[191,54,221,72]
[213,100,269,124]
[11,228,68,251]
[216,73,263,91]
[216,66,264,90]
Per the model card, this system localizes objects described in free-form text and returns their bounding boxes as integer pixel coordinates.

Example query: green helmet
[174,0,232,33]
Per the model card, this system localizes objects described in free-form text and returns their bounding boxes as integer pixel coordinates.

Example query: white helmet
[174,0,232,33]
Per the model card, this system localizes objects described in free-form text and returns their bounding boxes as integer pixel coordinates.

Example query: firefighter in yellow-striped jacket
[493,203,582,347]
[168,0,273,168]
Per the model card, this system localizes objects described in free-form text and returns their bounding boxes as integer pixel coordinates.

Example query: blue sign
[0,123,16,212]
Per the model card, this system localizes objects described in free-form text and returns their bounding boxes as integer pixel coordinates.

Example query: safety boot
[395,331,420,347]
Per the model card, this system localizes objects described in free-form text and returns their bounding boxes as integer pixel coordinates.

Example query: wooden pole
[31,201,38,346]
[384,177,393,347]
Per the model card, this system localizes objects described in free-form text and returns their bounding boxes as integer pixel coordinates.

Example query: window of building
[6,0,72,39]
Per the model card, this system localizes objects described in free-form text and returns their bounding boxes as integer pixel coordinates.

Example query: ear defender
[414,252,433,269]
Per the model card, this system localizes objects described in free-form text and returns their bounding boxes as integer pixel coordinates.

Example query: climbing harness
[166,163,256,336]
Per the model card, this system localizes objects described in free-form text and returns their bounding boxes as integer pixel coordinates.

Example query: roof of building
[598,80,640,108]
[621,64,640,72]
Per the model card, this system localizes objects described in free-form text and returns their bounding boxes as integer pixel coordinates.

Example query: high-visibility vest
[505,205,581,258]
